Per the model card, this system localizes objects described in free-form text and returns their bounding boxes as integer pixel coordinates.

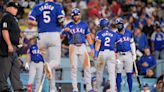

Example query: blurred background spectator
[151,74,164,92]
[142,18,154,48]
[134,27,148,54]
[17,31,29,56]
[151,25,164,59]
[137,48,156,75]
[24,24,37,40]
[145,69,156,78]
[0,0,4,18]
[141,83,151,92]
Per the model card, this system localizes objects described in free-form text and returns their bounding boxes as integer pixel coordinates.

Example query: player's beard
[117,23,124,32]
[73,15,81,24]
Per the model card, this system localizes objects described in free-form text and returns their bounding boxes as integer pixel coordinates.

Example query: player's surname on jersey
[39,3,54,11]
[102,32,113,37]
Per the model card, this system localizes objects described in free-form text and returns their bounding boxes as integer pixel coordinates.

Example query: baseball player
[94,18,119,92]
[25,37,44,92]
[61,8,94,92]
[115,18,136,92]
[28,0,65,91]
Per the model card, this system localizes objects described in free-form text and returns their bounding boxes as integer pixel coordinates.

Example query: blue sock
[116,73,122,92]
[127,73,132,92]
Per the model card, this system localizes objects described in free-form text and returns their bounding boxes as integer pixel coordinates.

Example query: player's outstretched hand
[64,28,70,32]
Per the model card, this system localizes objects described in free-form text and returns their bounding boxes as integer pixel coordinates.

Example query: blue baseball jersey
[151,32,164,50]
[28,2,65,33]
[137,54,156,74]
[116,29,133,52]
[61,21,90,44]
[29,44,44,63]
[134,33,148,51]
[95,28,119,51]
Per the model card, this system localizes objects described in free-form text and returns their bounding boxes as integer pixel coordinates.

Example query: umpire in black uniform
[0,2,27,92]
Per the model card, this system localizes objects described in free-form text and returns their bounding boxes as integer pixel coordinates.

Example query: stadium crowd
[1,0,164,91]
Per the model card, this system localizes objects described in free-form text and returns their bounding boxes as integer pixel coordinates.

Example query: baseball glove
[44,62,52,80]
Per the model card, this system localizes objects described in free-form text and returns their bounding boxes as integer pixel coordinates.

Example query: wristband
[94,50,99,58]
[89,44,94,50]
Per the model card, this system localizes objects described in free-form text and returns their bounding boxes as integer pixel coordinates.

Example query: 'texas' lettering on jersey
[70,28,85,34]
[117,36,130,43]
[39,3,54,11]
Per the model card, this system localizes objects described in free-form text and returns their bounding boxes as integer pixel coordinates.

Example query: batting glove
[25,63,29,70]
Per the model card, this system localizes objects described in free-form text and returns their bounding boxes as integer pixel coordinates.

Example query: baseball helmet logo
[71,8,81,16]
[115,18,123,24]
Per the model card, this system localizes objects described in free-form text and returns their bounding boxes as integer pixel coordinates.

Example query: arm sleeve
[130,31,136,55]
[1,16,11,30]
[56,4,65,18]
[130,31,134,43]
[28,6,38,21]
[130,40,136,51]
[95,32,101,41]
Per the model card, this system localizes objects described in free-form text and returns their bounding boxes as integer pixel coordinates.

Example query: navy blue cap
[7,2,19,9]
[143,83,149,87]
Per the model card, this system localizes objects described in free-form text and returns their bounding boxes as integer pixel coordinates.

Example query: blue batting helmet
[115,18,124,31]
[71,8,80,16]
[99,18,109,28]
[115,18,123,24]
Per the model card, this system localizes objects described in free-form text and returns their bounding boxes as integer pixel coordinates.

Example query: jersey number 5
[105,37,110,46]
[43,11,51,23]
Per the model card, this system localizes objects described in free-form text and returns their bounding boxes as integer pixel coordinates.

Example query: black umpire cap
[7,2,19,9]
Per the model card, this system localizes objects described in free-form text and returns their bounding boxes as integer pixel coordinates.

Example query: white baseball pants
[37,32,61,92]
[96,50,116,92]
[28,62,43,92]
[116,52,133,73]
[69,44,92,92]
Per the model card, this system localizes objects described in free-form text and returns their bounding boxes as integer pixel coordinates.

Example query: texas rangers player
[61,8,94,92]
[115,18,136,92]
[25,37,44,92]
[28,0,65,91]
[94,18,119,92]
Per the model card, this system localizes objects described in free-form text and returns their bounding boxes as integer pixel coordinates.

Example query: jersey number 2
[105,37,110,46]
[43,11,51,23]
